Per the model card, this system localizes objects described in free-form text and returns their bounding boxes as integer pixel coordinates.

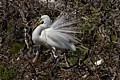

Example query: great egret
[32,15,80,62]
[40,0,55,3]
[32,15,78,51]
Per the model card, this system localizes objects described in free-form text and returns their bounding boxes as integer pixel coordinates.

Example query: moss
[0,65,17,80]
[105,43,114,50]
[68,45,89,64]
[9,41,24,54]
[69,57,78,64]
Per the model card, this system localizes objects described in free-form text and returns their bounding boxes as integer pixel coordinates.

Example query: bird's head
[34,15,52,29]
[40,15,52,25]
[41,15,50,21]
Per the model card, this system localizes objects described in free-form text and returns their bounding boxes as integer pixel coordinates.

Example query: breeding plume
[32,15,78,51]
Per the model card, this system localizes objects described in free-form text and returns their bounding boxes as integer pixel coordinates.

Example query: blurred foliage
[0,0,120,79]
[0,65,17,80]
[9,41,24,54]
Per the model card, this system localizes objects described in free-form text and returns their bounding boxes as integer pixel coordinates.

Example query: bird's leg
[64,53,70,67]
[32,51,39,63]
[51,47,60,64]
[64,50,71,67]
[32,45,42,63]
[52,47,58,59]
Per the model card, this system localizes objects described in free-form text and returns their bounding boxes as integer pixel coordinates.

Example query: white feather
[32,15,79,51]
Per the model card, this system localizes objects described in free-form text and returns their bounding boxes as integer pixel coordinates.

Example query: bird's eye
[41,21,44,24]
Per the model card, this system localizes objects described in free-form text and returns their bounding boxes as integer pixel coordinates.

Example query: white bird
[40,0,55,3]
[32,15,78,52]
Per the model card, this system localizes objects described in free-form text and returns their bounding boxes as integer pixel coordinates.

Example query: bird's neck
[32,25,45,43]
[33,25,44,35]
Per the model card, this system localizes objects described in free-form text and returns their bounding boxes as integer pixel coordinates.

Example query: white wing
[39,15,80,51]
[50,15,65,29]
[40,28,76,51]
[51,15,77,28]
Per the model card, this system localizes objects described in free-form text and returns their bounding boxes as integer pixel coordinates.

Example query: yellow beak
[34,18,43,28]
[37,18,43,24]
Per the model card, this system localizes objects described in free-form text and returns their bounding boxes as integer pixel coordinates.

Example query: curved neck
[32,25,44,43]
[32,25,43,36]
[32,18,51,43]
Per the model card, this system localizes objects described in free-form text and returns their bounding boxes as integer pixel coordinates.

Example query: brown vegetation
[0,0,120,79]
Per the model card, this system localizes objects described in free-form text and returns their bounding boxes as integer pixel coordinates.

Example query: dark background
[0,0,120,79]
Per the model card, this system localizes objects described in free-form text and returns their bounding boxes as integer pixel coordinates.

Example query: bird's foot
[32,51,40,63]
